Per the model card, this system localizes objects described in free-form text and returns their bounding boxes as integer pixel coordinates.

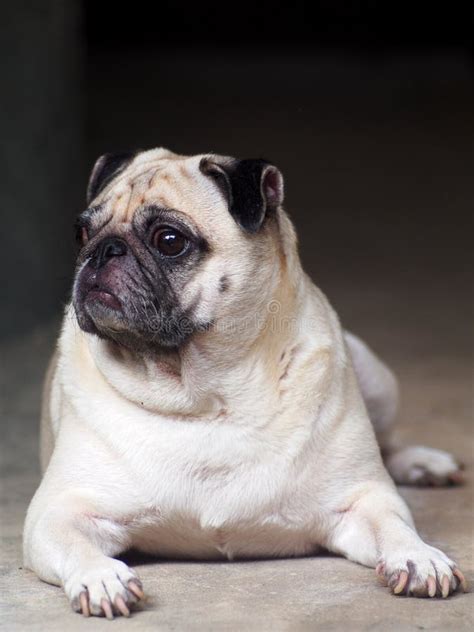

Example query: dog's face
[72,148,285,353]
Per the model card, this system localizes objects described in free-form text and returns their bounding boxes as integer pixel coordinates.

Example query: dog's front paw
[385,445,464,486]
[64,557,144,618]
[376,544,467,598]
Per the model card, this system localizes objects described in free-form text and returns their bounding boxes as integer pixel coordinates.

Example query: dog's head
[73,148,286,353]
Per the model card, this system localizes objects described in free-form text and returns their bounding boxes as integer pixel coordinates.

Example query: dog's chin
[74,293,199,355]
[82,289,128,332]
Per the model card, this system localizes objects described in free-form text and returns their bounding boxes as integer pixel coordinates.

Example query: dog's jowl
[23,148,467,618]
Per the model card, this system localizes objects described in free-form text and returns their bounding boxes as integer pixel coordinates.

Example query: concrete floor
[1,54,473,630]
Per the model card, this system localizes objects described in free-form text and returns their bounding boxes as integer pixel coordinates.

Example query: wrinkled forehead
[95,150,230,233]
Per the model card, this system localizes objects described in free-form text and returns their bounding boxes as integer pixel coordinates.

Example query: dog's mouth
[86,286,122,311]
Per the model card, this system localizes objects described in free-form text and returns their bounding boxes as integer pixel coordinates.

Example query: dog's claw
[427,575,437,597]
[79,591,90,617]
[115,594,130,617]
[128,579,145,600]
[453,567,468,592]
[441,575,450,598]
[101,598,114,620]
[447,471,465,485]
[393,570,409,595]
[375,563,387,585]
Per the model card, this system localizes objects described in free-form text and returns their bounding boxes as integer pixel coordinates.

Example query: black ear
[200,157,284,233]
[86,151,137,205]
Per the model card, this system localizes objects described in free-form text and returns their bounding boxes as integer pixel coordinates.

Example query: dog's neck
[82,266,309,420]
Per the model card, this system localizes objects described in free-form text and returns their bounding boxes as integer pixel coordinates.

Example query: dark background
[1,0,472,341]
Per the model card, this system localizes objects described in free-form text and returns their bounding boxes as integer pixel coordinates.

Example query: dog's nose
[90,237,127,269]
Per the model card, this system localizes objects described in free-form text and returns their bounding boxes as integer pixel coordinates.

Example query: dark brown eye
[152,227,188,257]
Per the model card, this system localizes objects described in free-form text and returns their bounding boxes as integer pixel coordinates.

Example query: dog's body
[24,148,466,618]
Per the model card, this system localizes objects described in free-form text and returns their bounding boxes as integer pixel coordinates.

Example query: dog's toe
[65,558,143,618]
[378,544,467,598]
[384,445,464,487]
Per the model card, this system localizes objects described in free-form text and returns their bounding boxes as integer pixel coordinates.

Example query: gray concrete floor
[1,54,473,630]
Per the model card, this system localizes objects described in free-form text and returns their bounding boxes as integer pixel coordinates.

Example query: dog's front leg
[325,482,467,598]
[23,487,144,618]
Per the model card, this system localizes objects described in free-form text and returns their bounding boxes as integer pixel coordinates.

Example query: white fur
[23,149,465,617]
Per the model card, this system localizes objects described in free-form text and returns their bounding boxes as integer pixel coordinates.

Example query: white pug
[24,148,467,619]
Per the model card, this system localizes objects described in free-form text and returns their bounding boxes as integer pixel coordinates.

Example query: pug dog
[23,148,467,619]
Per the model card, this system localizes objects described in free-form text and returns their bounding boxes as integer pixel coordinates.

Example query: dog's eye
[153,227,188,257]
